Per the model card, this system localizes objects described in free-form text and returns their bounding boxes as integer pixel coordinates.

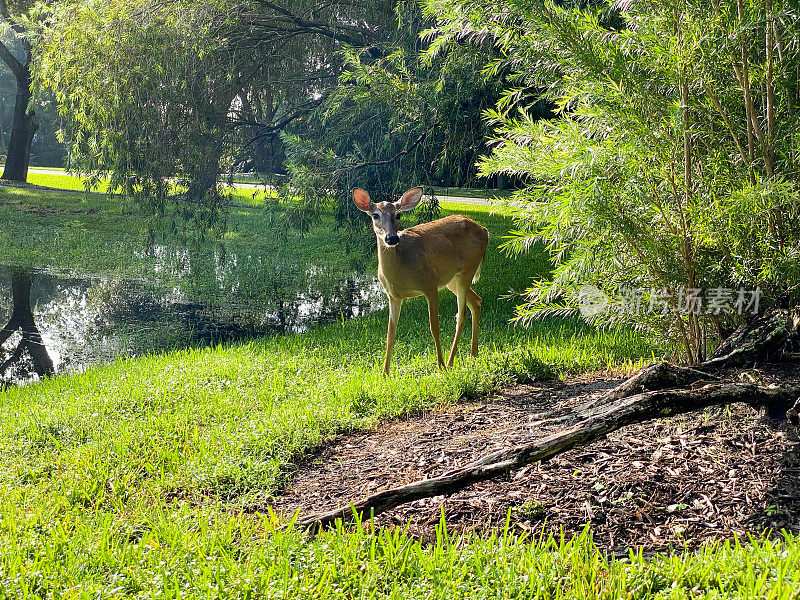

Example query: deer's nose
[385,234,400,246]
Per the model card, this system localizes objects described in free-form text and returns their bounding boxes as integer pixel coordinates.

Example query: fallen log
[298,382,800,529]
[578,361,717,412]
[538,309,800,424]
[702,308,800,368]
[515,362,720,429]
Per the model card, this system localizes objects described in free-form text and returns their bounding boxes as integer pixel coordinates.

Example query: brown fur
[377,216,488,300]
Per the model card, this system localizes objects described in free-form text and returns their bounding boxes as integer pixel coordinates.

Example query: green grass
[25,171,111,192]
[2,515,799,598]
[20,168,503,204]
[431,185,514,199]
[22,168,273,203]
[0,183,342,285]
[1,177,793,597]
[20,167,505,202]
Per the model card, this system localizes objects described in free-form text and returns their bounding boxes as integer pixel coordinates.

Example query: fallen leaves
[271,368,800,551]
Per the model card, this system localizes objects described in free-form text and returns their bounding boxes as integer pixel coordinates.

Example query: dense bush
[426,0,800,362]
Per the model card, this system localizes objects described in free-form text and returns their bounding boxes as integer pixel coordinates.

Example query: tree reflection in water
[0,269,55,384]
[0,264,384,387]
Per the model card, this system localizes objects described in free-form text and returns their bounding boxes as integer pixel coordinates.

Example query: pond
[0,260,385,387]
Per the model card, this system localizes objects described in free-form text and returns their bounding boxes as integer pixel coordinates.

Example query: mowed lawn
[2,181,795,597]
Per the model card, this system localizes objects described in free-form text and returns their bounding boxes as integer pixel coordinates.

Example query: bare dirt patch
[0,187,99,216]
[271,369,800,551]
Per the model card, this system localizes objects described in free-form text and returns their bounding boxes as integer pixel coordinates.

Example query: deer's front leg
[383,296,403,375]
[425,291,445,368]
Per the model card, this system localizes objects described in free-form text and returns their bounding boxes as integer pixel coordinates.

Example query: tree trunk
[0,38,37,183]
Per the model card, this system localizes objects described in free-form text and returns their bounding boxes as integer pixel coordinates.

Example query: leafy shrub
[427,0,800,362]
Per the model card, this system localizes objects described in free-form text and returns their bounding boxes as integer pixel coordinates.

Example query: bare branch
[242,1,380,45]
[701,80,752,184]
[343,128,431,173]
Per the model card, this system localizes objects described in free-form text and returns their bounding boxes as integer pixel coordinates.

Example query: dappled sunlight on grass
[25,170,110,192]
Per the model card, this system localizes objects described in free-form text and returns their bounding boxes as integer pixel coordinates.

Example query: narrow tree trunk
[185,159,220,203]
[764,0,775,178]
[184,91,231,207]
[735,0,757,177]
[0,18,37,185]
[1,72,37,183]
[680,71,701,363]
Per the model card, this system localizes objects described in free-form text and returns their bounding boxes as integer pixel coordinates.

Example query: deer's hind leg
[446,277,469,367]
[465,288,482,357]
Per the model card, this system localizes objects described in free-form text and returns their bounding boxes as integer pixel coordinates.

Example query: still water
[0,263,384,386]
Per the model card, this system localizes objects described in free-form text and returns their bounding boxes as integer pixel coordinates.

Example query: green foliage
[34,0,401,232]
[281,1,505,230]
[31,0,501,234]
[0,180,342,293]
[426,0,800,362]
[35,0,235,232]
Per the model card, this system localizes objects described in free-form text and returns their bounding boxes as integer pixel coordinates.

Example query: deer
[353,187,489,375]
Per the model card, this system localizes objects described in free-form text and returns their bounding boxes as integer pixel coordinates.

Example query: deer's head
[353,187,423,247]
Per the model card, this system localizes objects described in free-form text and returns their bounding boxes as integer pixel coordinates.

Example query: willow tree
[426,0,800,363]
[229,0,394,177]
[35,0,395,230]
[277,1,507,234]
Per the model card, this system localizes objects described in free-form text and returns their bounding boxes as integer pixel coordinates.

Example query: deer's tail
[472,260,483,284]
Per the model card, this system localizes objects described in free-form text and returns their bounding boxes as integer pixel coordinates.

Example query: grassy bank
[5,181,792,597]
[0,183,336,286]
[0,186,658,505]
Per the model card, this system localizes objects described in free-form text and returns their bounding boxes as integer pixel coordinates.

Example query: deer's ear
[353,188,373,212]
[396,187,423,212]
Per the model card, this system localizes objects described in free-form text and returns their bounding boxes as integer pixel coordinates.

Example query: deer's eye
[372,214,379,220]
